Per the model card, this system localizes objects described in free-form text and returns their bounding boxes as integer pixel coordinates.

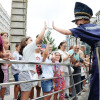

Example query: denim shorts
[14,73,19,81]
[41,79,53,93]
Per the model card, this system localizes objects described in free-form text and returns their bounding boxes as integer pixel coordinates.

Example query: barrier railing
[0,59,90,100]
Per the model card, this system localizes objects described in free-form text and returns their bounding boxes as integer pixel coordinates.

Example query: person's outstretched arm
[36,22,47,45]
[43,38,50,62]
[52,21,72,35]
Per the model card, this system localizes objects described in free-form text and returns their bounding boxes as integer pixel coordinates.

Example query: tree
[42,30,57,51]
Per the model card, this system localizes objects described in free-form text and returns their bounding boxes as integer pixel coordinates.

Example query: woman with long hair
[18,22,47,100]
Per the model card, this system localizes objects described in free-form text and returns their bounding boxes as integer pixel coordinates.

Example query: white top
[41,58,54,78]
[22,41,37,72]
[11,51,23,75]
[81,66,85,76]
[35,53,42,62]
[58,49,70,73]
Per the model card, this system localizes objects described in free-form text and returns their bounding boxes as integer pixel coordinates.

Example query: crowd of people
[0,22,90,100]
[0,1,99,100]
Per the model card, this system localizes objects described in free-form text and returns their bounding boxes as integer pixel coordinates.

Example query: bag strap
[89,47,93,74]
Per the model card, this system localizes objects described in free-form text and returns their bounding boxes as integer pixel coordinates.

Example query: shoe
[69,93,72,97]
[65,93,69,99]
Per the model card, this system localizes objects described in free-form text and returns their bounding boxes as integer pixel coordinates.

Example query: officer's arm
[52,21,72,35]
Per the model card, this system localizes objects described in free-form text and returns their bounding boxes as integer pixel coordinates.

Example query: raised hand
[52,21,55,29]
[45,38,49,43]
[44,21,47,30]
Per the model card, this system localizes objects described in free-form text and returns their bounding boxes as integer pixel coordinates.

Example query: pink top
[1,64,8,70]
[1,64,8,86]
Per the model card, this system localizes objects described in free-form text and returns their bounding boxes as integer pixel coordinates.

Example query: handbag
[36,65,42,75]
[70,54,76,65]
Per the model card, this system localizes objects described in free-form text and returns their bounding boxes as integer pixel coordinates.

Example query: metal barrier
[0,59,90,100]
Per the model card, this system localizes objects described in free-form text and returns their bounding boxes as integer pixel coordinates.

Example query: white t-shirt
[41,58,54,78]
[11,51,23,75]
[22,41,37,72]
[35,53,42,62]
[58,49,70,73]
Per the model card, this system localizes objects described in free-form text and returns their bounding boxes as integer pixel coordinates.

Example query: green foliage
[42,30,57,51]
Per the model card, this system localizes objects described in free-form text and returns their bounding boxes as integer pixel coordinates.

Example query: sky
[0,0,100,46]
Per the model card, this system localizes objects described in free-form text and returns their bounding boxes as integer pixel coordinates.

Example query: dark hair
[15,43,20,47]
[36,34,39,38]
[58,42,66,49]
[55,52,62,62]
[19,36,31,55]
[36,34,43,44]
[69,46,73,50]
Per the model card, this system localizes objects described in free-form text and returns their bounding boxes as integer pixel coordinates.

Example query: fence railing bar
[1,74,91,87]
[0,77,58,86]
[0,59,91,100]
[0,74,71,86]
[34,84,74,100]
[0,59,70,66]
[34,77,91,100]
[0,75,90,100]
[73,71,89,76]
[69,96,76,100]
[74,76,91,87]
[9,73,71,82]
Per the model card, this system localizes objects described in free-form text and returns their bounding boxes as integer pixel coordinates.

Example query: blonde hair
[0,32,8,38]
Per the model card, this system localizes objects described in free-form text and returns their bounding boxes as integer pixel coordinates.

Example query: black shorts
[0,65,4,83]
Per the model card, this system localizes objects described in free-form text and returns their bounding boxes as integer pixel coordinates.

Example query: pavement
[78,84,90,100]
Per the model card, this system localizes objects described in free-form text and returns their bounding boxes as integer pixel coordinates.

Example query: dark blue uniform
[70,23,100,100]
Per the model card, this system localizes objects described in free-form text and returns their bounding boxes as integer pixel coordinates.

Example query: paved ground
[78,84,90,100]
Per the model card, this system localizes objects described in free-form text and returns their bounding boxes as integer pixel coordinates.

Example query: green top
[68,49,80,61]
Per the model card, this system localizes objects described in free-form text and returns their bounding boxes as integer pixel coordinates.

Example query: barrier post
[68,65,78,100]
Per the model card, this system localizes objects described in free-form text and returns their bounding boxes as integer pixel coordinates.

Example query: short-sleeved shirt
[68,49,80,62]
[58,49,70,73]
[35,53,42,62]
[11,51,23,75]
[22,41,37,72]
[41,58,53,78]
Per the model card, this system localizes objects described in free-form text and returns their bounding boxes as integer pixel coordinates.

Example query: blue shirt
[70,24,100,46]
